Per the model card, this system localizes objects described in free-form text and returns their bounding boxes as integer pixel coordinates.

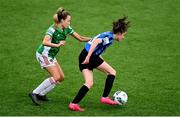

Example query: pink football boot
[100,97,120,105]
[68,102,85,112]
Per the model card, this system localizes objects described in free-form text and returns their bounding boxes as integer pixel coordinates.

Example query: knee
[108,69,116,76]
[85,81,93,89]
[53,74,64,82]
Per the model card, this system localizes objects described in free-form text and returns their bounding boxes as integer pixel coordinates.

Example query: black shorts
[79,49,104,72]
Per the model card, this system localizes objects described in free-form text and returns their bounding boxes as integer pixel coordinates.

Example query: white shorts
[36,52,57,68]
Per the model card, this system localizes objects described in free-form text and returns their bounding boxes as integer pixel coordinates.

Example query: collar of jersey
[56,27,63,33]
[53,24,64,33]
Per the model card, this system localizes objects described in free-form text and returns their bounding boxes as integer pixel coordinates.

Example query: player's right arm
[42,35,65,47]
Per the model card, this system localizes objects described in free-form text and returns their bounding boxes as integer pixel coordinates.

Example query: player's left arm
[82,38,102,64]
[71,32,91,42]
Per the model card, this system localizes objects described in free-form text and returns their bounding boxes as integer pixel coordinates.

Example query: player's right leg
[69,69,93,112]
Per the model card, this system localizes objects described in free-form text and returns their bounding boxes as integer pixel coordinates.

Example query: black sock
[102,75,115,97]
[72,85,89,104]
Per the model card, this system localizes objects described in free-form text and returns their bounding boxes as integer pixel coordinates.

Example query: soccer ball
[113,91,128,105]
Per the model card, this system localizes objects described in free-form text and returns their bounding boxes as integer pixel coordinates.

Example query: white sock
[39,83,56,96]
[33,77,56,94]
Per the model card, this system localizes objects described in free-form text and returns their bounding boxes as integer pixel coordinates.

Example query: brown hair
[112,16,130,34]
[53,7,70,23]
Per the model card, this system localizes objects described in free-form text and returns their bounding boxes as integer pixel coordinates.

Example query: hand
[57,41,66,47]
[82,56,90,64]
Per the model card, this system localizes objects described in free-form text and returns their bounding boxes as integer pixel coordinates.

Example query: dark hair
[112,16,130,34]
[56,7,70,22]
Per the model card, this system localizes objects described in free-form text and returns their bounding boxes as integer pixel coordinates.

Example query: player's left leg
[96,61,118,105]
[55,62,65,81]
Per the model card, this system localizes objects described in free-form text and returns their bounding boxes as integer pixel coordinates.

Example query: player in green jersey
[29,7,90,105]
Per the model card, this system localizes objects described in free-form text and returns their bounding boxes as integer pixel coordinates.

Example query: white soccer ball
[113,91,128,105]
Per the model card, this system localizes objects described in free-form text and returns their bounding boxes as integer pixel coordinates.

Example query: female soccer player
[68,16,130,111]
[29,7,90,105]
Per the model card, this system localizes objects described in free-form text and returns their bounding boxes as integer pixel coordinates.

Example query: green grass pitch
[0,0,180,116]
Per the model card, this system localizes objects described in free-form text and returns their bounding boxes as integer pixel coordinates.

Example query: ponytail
[53,7,70,22]
[53,14,59,23]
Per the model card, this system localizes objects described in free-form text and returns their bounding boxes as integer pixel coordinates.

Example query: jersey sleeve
[67,26,74,35]
[45,27,55,37]
[97,33,110,45]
